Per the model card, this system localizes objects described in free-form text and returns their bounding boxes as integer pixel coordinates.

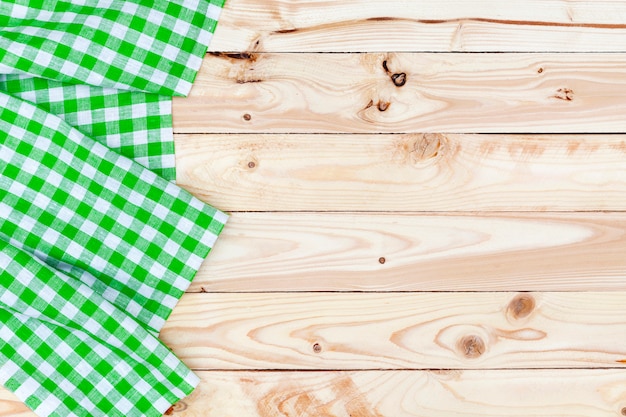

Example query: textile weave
[0,1,227,416]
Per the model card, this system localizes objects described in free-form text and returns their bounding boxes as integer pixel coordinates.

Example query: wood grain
[160,292,626,370]
[0,389,31,417]
[192,212,626,292]
[6,2,626,417]
[210,0,626,52]
[2,370,626,417]
[174,370,626,417]
[175,53,626,133]
[176,133,626,211]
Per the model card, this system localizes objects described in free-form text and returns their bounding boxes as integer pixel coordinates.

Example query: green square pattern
[0,0,226,180]
[0,239,199,417]
[0,1,227,416]
[0,0,224,96]
[0,75,176,179]
[0,87,228,417]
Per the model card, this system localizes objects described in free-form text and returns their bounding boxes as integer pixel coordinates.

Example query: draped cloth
[0,1,227,416]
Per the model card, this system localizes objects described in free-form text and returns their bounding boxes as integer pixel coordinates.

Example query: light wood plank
[161,292,626,370]
[211,0,626,52]
[176,133,626,211]
[2,370,625,417]
[175,53,626,133]
[192,212,626,292]
[175,370,626,417]
[0,389,30,417]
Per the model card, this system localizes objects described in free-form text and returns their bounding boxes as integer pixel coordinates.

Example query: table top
[4,1,626,416]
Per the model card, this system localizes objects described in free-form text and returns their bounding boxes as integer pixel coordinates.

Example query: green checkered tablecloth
[0,0,223,180]
[0,75,176,179]
[0,1,227,416]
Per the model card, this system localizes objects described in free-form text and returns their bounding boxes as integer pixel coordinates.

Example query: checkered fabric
[0,0,225,179]
[0,91,228,416]
[0,0,221,96]
[0,74,175,179]
[0,240,200,417]
[0,1,227,416]
[0,90,228,334]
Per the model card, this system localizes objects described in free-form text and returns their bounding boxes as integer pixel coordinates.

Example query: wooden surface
[208,0,626,52]
[176,133,626,211]
[189,212,626,292]
[161,370,626,417]
[4,370,626,417]
[185,0,626,415]
[174,53,626,134]
[8,1,626,416]
[159,292,626,370]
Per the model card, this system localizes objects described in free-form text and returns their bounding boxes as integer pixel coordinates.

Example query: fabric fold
[0,1,228,416]
[0,74,176,179]
[0,0,223,96]
[0,90,228,334]
[0,238,199,417]
[0,0,226,180]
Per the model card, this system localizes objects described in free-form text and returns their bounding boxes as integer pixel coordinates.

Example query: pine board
[3,370,626,417]
[178,370,626,417]
[176,133,626,211]
[210,0,626,52]
[191,212,626,292]
[174,53,626,134]
[160,292,626,370]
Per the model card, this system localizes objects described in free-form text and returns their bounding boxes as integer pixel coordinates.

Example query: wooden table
[5,1,626,416]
